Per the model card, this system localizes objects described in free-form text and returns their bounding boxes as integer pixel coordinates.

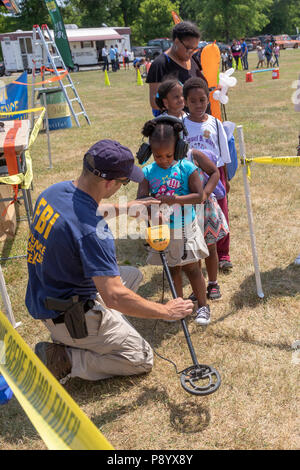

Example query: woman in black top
[146,21,207,116]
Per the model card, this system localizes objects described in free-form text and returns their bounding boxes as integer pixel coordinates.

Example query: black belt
[52,299,95,325]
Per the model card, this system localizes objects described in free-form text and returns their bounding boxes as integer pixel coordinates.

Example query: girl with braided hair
[137,117,216,325]
[155,78,186,119]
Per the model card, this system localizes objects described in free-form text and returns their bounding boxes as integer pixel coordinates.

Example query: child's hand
[128,197,161,218]
[225,180,230,194]
[201,190,209,203]
[134,196,161,206]
[159,195,176,205]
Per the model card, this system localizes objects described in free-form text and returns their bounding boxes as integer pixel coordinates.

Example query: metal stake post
[0,265,21,328]
[237,125,264,299]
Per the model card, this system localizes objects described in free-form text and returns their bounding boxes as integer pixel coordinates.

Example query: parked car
[131,46,146,58]
[144,46,162,61]
[246,37,260,49]
[198,41,209,50]
[0,61,5,76]
[0,61,10,76]
[216,42,231,53]
[144,38,172,61]
[147,38,172,51]
[274,34,300,49]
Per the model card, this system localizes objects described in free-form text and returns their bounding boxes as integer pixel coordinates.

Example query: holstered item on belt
[63,302,88,339]
[44,296,95,339]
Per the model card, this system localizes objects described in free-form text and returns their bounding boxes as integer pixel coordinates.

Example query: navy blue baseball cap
[84,139,144,183]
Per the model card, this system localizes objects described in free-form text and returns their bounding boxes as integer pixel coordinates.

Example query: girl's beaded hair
[183,77,210,99]
[142,118,183,143]
[155,78,183,111]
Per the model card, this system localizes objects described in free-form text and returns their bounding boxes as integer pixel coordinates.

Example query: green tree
[13,0,50,30]
[64,0,120,28]
[109,0,143,26]
[180,0,273,42]
[131,0,180,44]
[262,0,300,35]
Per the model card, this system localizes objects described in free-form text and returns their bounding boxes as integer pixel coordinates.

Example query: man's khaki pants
[43,266,154,381]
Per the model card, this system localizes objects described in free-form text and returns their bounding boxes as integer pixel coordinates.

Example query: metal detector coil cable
[146,224,221,396]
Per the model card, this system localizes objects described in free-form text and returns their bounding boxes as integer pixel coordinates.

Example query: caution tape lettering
[0,311,114,450]
[3,331,80,446]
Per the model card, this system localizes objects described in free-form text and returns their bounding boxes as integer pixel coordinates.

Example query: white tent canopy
[63,27,122,42]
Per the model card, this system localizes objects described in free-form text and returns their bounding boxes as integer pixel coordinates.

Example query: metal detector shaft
[160,251,199,366]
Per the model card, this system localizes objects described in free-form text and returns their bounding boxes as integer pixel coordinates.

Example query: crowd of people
[101,44,131,72]
[220,38,280,72]
[25,22,297,387]
[256,41,280,68]
[220,38,249,71]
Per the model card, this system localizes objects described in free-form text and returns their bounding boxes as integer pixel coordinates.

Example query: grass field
[0,49,299,450]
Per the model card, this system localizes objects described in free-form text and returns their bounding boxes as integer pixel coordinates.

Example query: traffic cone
[137,68,143,86]
[238,57,243,71]
[104,70,110,86]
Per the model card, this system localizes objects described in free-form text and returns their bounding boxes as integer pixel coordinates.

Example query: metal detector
[146,225,221,396]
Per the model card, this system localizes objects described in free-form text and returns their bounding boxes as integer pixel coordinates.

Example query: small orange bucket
[246,72,253,82]
[272,69,280,79]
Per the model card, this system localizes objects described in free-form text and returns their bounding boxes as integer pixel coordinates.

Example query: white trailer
[0,30,44,72]
[0,26,132,72]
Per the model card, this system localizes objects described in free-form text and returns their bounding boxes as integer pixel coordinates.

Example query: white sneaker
[194,305,211,326]
[294,254,300,266]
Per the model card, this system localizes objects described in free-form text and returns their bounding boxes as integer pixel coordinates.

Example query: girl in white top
[155,78,187,120]
[182,76,233,272]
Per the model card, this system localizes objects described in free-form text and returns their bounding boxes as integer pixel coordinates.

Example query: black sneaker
[207,283,221,300]
[35,342,71,381]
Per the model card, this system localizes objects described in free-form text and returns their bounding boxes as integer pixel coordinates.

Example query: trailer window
[81,41,93,48]
[19,38,26,54]
[26,38,32,54]
[19,37,33,54]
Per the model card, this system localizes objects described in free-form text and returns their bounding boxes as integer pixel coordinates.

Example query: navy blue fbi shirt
[25,181,120,320]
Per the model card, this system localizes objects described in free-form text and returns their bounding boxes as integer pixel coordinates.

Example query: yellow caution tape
[0,107,45,117]
[0,310,114,450]
[250,156,300,166]
[241,155,300,180]
[0,107,45,189]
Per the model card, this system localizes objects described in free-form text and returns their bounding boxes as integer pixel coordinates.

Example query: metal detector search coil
[145,223,221,397]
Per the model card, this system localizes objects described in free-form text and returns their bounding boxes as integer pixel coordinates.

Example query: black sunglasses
[113,177,131,186]
[177,37,198,54]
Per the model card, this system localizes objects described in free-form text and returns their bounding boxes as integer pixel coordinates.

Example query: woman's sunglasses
[177,38,199,54]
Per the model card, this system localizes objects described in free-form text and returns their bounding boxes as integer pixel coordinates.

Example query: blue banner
[0,71,28,120]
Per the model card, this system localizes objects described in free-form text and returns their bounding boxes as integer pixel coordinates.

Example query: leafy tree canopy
[0,0,299,43]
